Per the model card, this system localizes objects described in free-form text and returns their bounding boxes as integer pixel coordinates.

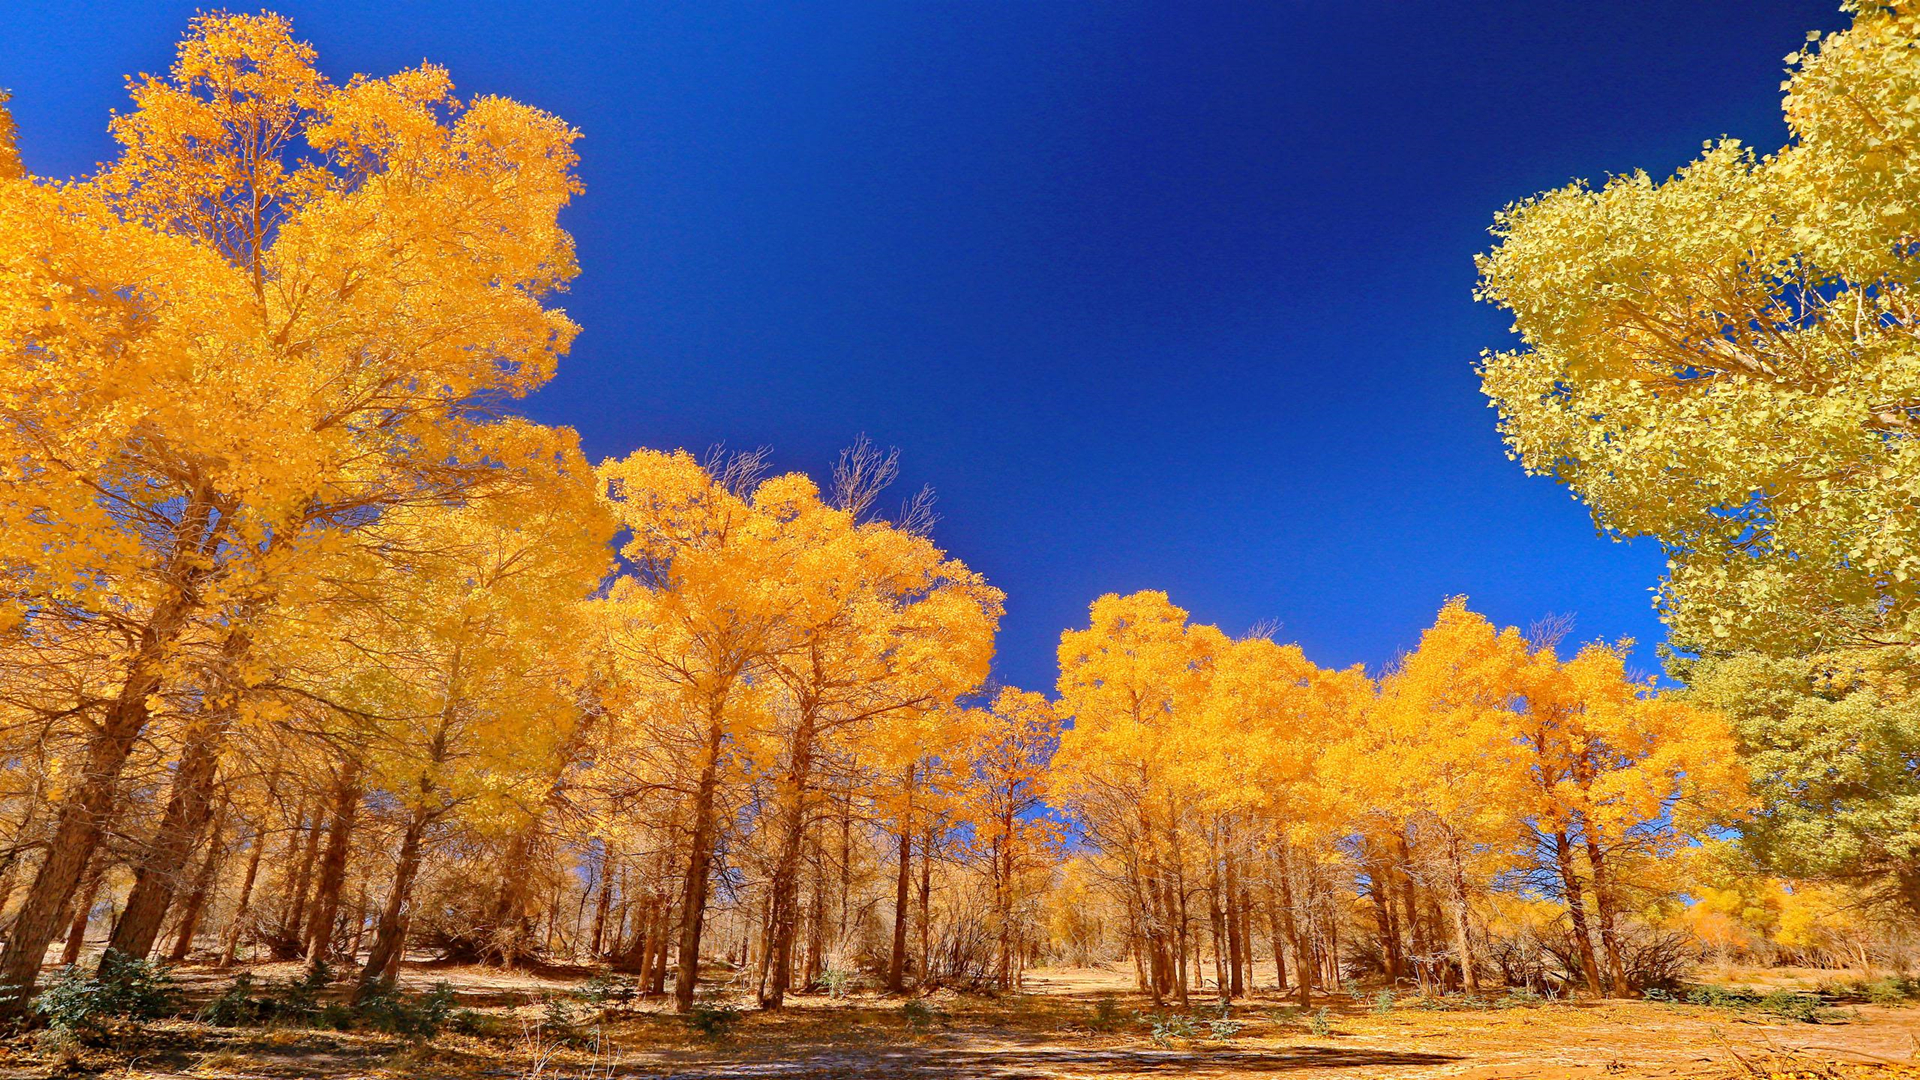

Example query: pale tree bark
[757,704,818,1010]
[1442,831,1481,994]
[59,861,106,967]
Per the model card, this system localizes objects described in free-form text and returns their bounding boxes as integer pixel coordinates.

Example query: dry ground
[5,960,1920,1079]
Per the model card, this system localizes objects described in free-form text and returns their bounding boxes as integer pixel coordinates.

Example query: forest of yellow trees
[4,6,1920,1068]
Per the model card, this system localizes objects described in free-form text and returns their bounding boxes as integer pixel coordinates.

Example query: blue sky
[3,1,1842,693]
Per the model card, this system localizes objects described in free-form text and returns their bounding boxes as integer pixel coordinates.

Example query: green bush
[1865,976,1919,1005]
[1306,1006,1332,1037]
[354,981,456,1039]
[1756,990,1833,1024]
[269,961,332,1021]
[1206,1003,1243,1041]
[1684,984,1757,1008]
[32,954,177,1041]
[1147,1012,1195,1045]
[1086,992,1124,1032]
[1818,974,1920,1005]
[540,991,584,1030]
[200,972,265,1027]
[1372,989,1395,1014]
[903,998,944,1033]
[684,997,741,1040]
[820,968,855,999]
[576,974,639,1007]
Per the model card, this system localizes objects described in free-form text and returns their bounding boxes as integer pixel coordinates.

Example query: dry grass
[7,962,1920,1078]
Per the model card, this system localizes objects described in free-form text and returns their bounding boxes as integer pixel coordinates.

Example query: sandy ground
[5,960,1920,1078]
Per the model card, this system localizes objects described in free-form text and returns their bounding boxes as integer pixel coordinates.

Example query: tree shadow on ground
[638,1044,1459,1079]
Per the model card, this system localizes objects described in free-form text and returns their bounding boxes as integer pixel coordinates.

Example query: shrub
[1818,975,1920,1005]
[684,998,741,1040]
[1086,992,1123,1032]
[1496,987,1542,1009]
[1685,984,1757,1008]
[820,968,855,999]
[540,991,584,1030]
[903,998,944,1033]
[1372,989,1395,1014]
[200,972,266,1027]
[1206,1002,1243,1041]
[354,981,456,1039]
[1147,1012,1195,1045]
[1307,1006,1332,1037]
[1866,976,1919,1005]
[268,961,333,1021]
[1756,990,1833,1024]
[32,954,178,1042]
[577,974,639,1007]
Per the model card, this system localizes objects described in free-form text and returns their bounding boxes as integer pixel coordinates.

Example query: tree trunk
[917,826,933,984]
[104,726,225,966]
[1442,831,1480,994]
[1274,846,1311,1008]
[60,861,106,967]
[1223,837,1245,997]
[1583,836,1629,996]
[218,812,272,970]
[354,801,431,1001]
[281,802,323,952]
[304,762,362,963]
[673,701,728,1013]
[1553,828,1604,996]
[168,796,229,963]
[1367,860,1401,981]
[886,765,914,993]
[1205,831,1227,998]
[0,490,215,1015]
[589,847,616,959]
[758,705,818,1009]
[1265,888,1288,992]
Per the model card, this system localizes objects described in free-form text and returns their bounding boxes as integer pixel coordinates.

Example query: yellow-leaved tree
[0,12,582,1009]
[1477,2,1920,656]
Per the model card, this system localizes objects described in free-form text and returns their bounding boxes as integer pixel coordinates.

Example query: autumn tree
[0,12,583,1010]
[958,688,1061,990]
[1477,2,1920,657]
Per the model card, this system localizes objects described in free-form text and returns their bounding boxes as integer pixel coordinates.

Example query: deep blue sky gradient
[3,1,1842,692]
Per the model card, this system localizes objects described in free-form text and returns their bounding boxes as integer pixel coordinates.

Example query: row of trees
[1037,1,1920,1001]
[1047,591,1742,1002]
[0,14,1065,1017]
[9,0,1920,1023]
